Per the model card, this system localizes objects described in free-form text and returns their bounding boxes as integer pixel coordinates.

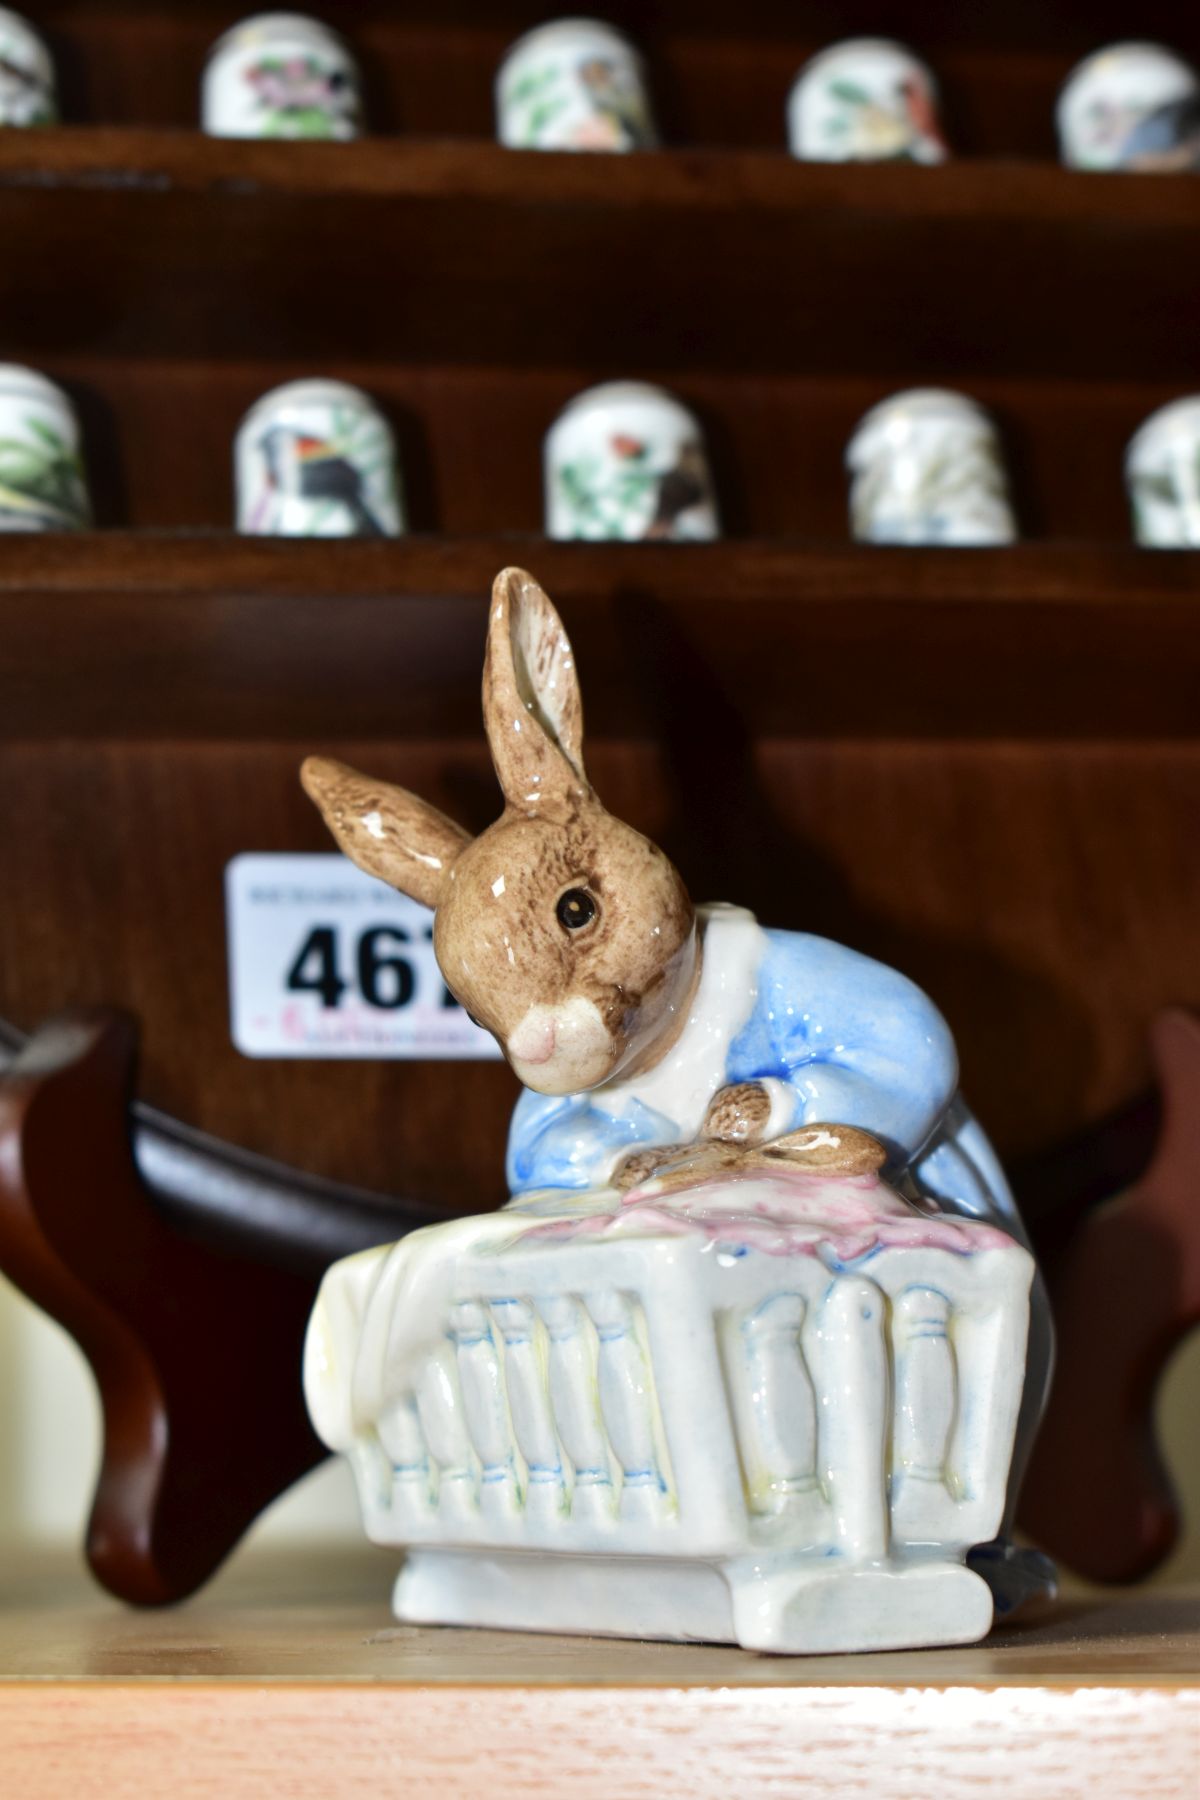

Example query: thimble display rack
[0,3,1198,1787]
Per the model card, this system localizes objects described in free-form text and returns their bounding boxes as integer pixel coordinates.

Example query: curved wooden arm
[1016,1009,1200,1581]
[0,1007,426,1605]
[0,1013,435,1277]
[1,1003,1196,1602]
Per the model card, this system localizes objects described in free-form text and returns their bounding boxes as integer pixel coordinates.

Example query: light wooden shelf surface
[0,1550,1196,1796]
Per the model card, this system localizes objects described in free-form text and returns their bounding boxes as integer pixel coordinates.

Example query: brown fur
[299,757,470,910]
[302,567,697,1095]
[626,1123,888,1196]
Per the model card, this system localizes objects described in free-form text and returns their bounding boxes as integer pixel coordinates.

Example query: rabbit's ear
[483,567,588,817]
[301,756,471,909]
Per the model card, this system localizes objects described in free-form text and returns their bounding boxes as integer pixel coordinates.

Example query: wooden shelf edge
[0,1681,1194,1798]
[0,133,1192,378]
[1,537,1197,742]
[1,1552,1197,1684]
[0,1559,1195,1795]
[0,130,1196,230]
[1,533,1199,605]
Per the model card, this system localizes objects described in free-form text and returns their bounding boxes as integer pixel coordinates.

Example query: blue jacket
[506,919,1022,1240]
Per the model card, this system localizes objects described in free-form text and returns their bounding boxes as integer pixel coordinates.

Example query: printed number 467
[285,924,456,1011]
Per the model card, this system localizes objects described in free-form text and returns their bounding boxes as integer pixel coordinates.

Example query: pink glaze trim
[524,1167,1017,1261]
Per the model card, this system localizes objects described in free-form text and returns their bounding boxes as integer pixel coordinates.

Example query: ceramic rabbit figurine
[300,567,1053,1651]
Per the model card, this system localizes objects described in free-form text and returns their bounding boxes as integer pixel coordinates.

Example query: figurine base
[393,1548,995,1655]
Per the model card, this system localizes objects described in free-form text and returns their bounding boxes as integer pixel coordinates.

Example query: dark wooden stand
[0,1010,425,1603]
[2,1002,1197,1603]
[0,2,1197,1600]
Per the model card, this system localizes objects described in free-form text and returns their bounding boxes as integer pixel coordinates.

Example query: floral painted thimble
[235,379,404,537]
[787,38,949,164]
[497,18,658,152]
[0,9,57,126]
[1056,42,1200,171]
[545,382,720,542]
[1125,398,1200,546]
[846,389,1017,546]
[0,365,91,531]
[203,13,364,141]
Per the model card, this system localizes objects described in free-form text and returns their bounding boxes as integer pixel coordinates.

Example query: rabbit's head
[302,568,697,1095]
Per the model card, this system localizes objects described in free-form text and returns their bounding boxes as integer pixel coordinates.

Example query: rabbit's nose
[508,1015,558,1065]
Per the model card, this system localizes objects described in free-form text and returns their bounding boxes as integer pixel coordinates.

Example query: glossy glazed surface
[300,566,1049,1650]
[235,378,403,537]
[496,19,657,153]
[787,38,948,164]
[203,12,363,141]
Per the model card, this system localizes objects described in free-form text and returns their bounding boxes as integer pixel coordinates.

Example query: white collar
[596,903,766,1135]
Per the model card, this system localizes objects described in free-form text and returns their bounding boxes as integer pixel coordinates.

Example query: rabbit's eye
[556,888,598,933]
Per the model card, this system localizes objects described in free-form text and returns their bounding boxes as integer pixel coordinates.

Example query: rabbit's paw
[702,1081,773,1144]
[763,1123,888,1176]
[612,1143,692,1191]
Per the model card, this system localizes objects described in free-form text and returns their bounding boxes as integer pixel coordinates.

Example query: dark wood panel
[36,0,1200,51]
[0,737,1195,1202]
[1,538,1198,741]
[34,358,1189,538]
[0,137,1198,377]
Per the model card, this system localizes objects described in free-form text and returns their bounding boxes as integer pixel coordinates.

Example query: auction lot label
[226,853,502,1060]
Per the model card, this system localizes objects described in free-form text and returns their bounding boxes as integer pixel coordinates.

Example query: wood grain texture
[1,1684,1196,1800]
[2,539,1199,741]
[3,1683,1195,1799]
[0,736,1196,1200]
[0,1014,328,1602]
[1,1549,1196,1685]
[0,1557,1195,1798]
[0,132,1198,376]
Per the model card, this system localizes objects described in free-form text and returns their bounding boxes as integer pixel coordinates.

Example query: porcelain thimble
[545,382,720,542]
[0,365,91,531]
[1056,42,1200,171]
[787,38,949,163]
[203,13,364,140]
[0,9,56,126]
[497,19,658,152]
[846,389,1017,546]
[235,380,404,537]
[1125,399,1200,546]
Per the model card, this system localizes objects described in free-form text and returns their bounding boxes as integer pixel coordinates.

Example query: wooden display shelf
[23,356,1192,538]
[0,131,1198,377]
[1,536,1198,742]
[31,0,1200,159]
[0,1550,1196,1796]
[0,2,1197,1642]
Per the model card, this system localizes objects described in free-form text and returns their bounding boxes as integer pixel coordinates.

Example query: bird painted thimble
[235,380,404,537]
[0,9,57,126]
[497,18,658,152]
[1125,398,1200,546]
[0,365,91,531]
[545,382,720,542]
[846,389,1017,546]
[203,12,364,140]
[1057,42,1200,171]
[787,38,949,163]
